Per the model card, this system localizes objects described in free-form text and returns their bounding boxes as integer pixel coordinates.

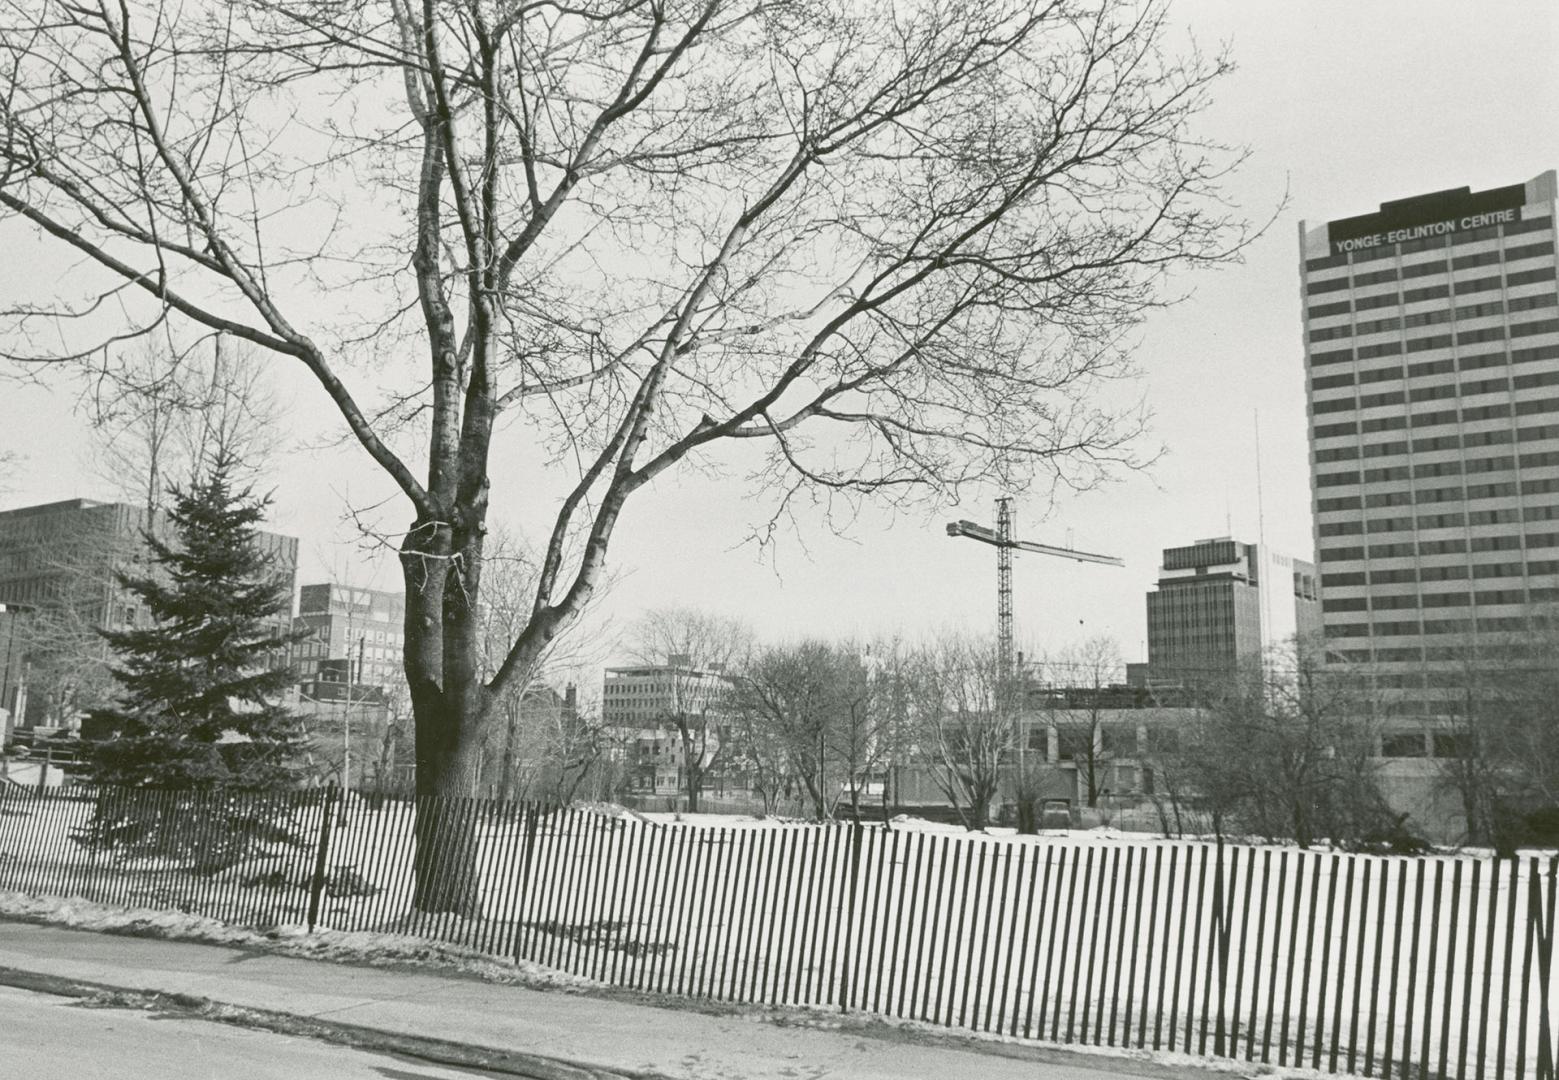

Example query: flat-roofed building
[1144,537,1321,684]
[1300,172,1559,716]
[293,583,405,693]
[602,661,735,795]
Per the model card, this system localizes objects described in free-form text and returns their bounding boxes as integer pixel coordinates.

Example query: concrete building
[292,584,405,695]
[602,662,736,795]
[1022,682,1198,799]
[1144,537,1321,684]
[0,499,298,728]
[1301,172,1559,716]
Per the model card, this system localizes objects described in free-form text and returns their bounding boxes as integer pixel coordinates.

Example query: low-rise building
[293,584,405,694]
[602,661,736,795]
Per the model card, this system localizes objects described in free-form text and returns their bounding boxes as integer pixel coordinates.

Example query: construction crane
[946,498,1122,738]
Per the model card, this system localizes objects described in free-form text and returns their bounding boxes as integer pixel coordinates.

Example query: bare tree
[477,528,612,801]
[1180,642,1389,847]
[1040,635,1123,808]
[87,341,190,515]
[731,690,797,817]
[834,639,905,821]
[730,635,902,819]
[914,635,1010,830]
[734,638,853,819]
[87,336,283,512]
[1138,712,1199,837]
[0,0,1253,909]
[178,338,284,479]
[629,608,749,812]
[1432,620,1559,855]
[370,680,416,798]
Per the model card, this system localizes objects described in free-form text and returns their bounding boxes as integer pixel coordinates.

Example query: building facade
[601,662,736,795]
[1301,172,1559,715]
[292,584,405,694]
[1144,537,1321,683]
[0,498,298,728]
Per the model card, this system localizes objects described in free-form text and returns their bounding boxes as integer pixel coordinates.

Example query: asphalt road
[0,985,516,1080]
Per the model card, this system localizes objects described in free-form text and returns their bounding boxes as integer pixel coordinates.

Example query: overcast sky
[2,1,1558,673]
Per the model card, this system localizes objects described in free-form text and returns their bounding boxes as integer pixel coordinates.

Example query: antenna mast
[996,497,1014,688]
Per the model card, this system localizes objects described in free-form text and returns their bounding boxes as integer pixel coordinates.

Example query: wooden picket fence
[0,784,1555,1080]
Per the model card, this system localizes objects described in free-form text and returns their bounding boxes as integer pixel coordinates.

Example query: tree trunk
[677,717,701,813]
[969,790,989,831]
[497,699,520,803]
[401,512,497,916]
[412,793,485,916]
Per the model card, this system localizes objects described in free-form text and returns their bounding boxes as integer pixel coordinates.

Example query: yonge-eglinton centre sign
[1331,209,1518,254]
[1327,183,1527,257]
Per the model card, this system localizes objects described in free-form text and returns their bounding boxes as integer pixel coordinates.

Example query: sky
[2,1,1558,675]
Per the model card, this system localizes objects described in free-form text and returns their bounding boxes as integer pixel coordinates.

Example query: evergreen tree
[84,454,304,790]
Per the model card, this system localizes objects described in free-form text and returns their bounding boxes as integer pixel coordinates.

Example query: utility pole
[946,501,1123,758]
[343,633,364,795]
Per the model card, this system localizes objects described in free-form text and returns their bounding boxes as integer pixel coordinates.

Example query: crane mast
[946,501,1123,750]
[996,498,1014,687]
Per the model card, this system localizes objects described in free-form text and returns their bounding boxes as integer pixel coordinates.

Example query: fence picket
[1331,855,1356,1073]
[1184,844,1207,1054]
[1080,844,1113,1044]
[1023,841,1058,1041]
[1108,846,1134,1047]
[1503,856,1525,1080]
[1519,858,1542,1080]
[896,830,928,1021]
[1123,844,1149,1049]
[1422,860,1445,1080]
[1540,859,1558,1080]
[996,843,1028,1035]
[1461,860,1482,1080]
[1057,844,1086,1042]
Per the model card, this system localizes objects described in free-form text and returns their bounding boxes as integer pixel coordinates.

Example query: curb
[0,964,661,1080]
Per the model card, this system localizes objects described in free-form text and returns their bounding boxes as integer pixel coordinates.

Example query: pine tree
[84,453,304,790]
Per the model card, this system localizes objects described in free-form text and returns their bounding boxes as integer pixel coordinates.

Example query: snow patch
[0,890,598,991]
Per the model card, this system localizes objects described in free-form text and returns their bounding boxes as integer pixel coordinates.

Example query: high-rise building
[1144,537,1321,683]
[1301,172,1559,714]
[0,498,298,727]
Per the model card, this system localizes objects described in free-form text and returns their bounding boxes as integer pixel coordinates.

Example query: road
[0,985,517,1080]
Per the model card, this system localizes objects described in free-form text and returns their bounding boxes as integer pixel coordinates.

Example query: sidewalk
[0,919,1216,1080]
